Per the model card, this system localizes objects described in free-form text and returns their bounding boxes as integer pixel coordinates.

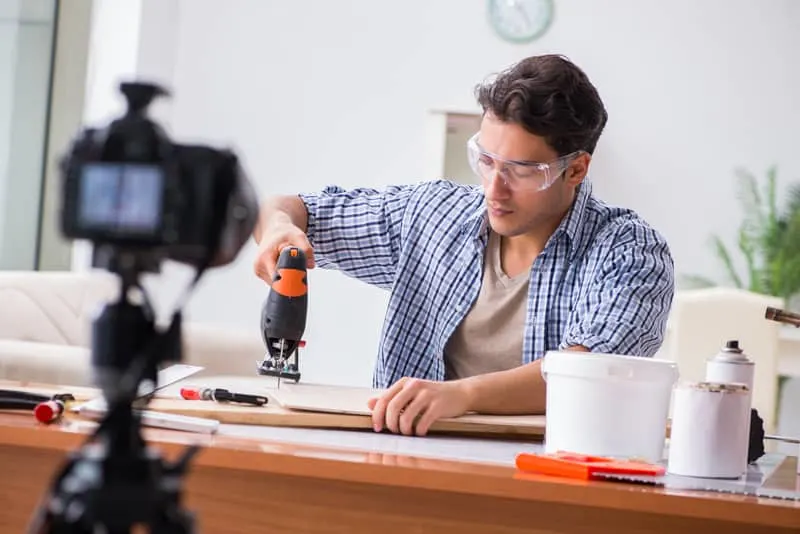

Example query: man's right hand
[253,219,315,285]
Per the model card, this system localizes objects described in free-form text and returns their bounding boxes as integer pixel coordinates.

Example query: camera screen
[77,163,164,235]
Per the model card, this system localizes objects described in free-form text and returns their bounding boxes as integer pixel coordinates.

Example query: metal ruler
[595,453,799,500]
[72,364,205,414]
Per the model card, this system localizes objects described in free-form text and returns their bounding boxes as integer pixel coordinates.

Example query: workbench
[0,410,798,533]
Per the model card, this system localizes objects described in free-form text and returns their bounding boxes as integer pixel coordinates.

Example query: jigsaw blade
[277,339,285,389]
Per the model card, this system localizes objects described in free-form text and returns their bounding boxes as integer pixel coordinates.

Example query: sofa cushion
[0,339,93,387]
[0,271,117,346]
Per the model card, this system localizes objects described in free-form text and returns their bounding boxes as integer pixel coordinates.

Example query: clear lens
[466,133,575,192]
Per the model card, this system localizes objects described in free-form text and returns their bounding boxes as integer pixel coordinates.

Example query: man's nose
[483,170,512,197]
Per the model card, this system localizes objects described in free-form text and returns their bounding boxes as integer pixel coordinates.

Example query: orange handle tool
[515,451,665,480]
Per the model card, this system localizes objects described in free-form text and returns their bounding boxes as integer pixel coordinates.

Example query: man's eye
[512,167,541,179]
[478,154,494,166]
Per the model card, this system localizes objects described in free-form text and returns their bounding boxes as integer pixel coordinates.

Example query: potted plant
[681,166,800,307]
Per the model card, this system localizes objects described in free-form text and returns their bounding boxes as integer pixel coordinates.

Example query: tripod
[27,257,199,534]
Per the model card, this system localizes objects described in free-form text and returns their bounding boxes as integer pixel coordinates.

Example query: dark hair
[474,54,608,156]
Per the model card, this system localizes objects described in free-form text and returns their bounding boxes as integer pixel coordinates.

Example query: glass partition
[0,0,58,269]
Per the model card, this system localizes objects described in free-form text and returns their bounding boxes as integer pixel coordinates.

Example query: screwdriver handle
[180,387,268,406]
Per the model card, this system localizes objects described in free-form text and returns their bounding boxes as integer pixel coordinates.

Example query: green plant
[681,166,800,304]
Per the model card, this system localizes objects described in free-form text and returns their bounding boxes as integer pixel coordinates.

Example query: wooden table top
[0,411,798,531]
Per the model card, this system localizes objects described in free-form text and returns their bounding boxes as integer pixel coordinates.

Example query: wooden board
[270,383,390,415]
[271,382,547,428]
[143,381,546,439]
[0,377,545,439]
[143,397,546,439]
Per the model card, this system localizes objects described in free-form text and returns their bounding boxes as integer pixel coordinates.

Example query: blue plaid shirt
[300,179,675,388]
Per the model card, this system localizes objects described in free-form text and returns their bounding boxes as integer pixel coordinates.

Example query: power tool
[257,245,308,387]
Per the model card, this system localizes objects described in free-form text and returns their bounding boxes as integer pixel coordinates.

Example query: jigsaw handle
[261,246,308,350]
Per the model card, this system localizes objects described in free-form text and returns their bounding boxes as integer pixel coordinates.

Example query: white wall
[78,0,800,387]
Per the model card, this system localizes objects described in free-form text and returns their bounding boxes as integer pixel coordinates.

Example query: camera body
[59,82,257,271]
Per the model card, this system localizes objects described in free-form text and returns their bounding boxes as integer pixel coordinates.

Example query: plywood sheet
[271,382,546,425]
[145,379,545,438]
[269,382,383,415]
[0,377,545,439]
[269,382,546,437]
[142,395,545,439]
[144,398,376,430]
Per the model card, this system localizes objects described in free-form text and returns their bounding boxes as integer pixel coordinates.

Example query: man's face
[474,114,589,238]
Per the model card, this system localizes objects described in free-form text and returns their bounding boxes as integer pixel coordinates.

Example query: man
[253,54,675,437]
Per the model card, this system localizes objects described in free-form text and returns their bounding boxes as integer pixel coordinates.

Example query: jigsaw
[257,245,308,386]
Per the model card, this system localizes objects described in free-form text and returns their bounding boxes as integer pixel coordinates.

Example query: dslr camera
[28,81,259,534]
[60,82,257,272]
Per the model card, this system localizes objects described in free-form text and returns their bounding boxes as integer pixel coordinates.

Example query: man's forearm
[458,345,590,415]
[460,360,547,415]
[253,195,308,243]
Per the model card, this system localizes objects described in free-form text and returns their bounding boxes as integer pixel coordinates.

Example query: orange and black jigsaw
[257,246,308,386]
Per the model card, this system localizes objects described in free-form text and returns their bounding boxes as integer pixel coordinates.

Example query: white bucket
[541,350,679,463]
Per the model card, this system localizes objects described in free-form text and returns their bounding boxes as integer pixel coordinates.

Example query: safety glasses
[466,133,582,192]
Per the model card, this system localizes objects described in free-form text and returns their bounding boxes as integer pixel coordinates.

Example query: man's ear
[565,152,591,186]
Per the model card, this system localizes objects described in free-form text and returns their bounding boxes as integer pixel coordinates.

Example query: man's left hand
[367,377,472,436]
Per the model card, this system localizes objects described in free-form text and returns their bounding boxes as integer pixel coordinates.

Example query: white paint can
[667,382,751,479]
[541,351,679,463]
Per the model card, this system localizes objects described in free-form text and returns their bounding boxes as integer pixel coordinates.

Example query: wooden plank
[155,377,546,437]
[145,398,375,429]
[269,382,388,415]
[142,396,546,439]
[0,377,546,439]
[271,382,547,430]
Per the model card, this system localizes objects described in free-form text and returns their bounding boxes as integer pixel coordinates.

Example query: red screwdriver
[180,387,268,406]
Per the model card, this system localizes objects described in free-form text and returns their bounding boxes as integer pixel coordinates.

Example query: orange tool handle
[516,453,594,479]
[271,247,308,298]
[515,451,665,480]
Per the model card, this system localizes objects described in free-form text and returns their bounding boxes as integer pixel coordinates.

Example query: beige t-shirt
[444,230,530,380]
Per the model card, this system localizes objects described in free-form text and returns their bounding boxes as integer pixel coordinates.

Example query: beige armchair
[0,270,265,387]
[658,287,783,432]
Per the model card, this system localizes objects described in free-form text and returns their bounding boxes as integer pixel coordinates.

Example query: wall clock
[487,0,554,44]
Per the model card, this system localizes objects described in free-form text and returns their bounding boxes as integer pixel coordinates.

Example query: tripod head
[27,81,260,533]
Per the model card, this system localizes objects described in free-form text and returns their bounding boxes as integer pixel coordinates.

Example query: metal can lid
[710,339,753,363]
[724,340,742,352]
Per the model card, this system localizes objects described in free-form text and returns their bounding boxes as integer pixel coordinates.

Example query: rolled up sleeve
[299,184,414,289]
[560,222,675,357]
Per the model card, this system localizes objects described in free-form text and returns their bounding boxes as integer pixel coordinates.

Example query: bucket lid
[541,350,679,384]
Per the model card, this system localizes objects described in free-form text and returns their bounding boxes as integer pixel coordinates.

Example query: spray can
[705,340,755,470]
[706,340,755,393]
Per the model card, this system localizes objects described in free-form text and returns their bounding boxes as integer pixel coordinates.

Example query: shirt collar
[463,178,594,259]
